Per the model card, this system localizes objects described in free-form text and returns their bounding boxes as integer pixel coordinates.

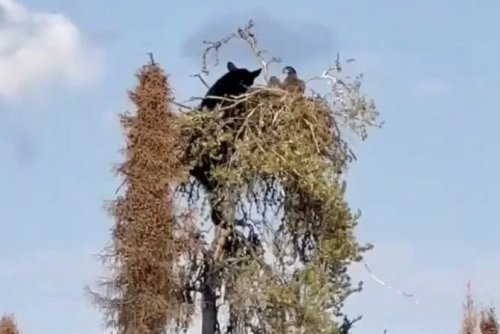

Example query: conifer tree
[480,307,499,334]
[90,58,194,334]
[460,282,500,334]
[0,314,20,334]
[461,282,480,334]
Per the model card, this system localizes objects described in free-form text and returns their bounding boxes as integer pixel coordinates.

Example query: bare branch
[186,85,284,112]
[305,53,383,140]
[169,99,195,111]
[306,53,350,91]
[147,52,156,65]
[190,73,210,88]
[363,261,421,306]
[201,34,238,75]
[235,20,281,82]
[200,19,281,82]
[339,315,363,334]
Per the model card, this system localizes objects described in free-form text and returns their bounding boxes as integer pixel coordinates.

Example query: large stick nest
[180,87,353,193]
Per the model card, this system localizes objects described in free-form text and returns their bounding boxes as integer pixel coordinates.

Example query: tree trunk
[201,188,235,334]
[201,267,218,334]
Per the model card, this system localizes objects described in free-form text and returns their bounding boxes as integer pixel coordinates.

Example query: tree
[92,21,381,334]
[480,307,499,334]
[0,314,20,334]
[461,282,480,334]
[89,57,196,334]
[459,282,500,334]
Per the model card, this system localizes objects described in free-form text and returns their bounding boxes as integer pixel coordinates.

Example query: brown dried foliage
[460,282,499,334]
[480,308,499,334]
[462,282,480,334]
[99,61,188,334]
[0,314,20,334]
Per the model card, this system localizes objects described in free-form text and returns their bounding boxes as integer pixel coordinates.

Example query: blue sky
[1,0,499,333]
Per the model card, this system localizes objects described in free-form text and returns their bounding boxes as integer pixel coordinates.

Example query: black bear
[200,61,262,110]
[188,62,261,227]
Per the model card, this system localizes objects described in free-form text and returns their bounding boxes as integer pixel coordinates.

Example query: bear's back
[201,69,255,109]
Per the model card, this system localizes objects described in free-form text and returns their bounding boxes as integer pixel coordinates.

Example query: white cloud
[0,0,102,99]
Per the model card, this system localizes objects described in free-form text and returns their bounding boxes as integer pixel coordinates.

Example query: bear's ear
[251,68,262,78]
[227,61,238,71]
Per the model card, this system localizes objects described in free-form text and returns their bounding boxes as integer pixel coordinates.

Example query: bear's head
[226,61,262,88]
[200,62,262,110]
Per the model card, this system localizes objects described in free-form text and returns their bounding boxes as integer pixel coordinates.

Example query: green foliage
[179,83,378,332]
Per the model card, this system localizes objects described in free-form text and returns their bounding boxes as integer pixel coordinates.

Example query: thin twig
[201,34,238,75]
[189,86,282,112]
[200,20,281,82]
[147,52,156,65]
[339,315,362,334]
[271,109,284,126]
[233,106,259,145]
[305,52,353,92]
[304,119,321,154]
[115,179,126,195]
[235,20,281,82]
[363,261,421,306]
[190,73,210,88]
[170,99,195,110]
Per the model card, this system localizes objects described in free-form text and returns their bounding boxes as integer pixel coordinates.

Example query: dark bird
[200,61,262,110]
[267,75,281,88]
[281,66,305,93]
